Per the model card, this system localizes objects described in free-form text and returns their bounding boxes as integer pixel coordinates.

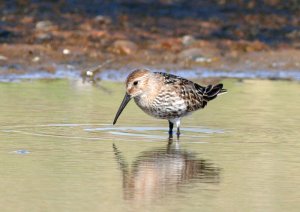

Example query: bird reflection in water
[113,141,220,201]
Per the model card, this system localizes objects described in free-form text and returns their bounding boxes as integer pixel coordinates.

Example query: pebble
[111,40,138,55]
[94,15,111,25]
[63,49,70,55]
[0,55,8,60]
[32,56,40,62]
[195,57,212,63]
[35,20,54,31]
[182,35,195,46]
[86,70,93,76]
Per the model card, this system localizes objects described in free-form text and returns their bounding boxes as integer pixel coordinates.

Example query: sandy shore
[1,1,300,80]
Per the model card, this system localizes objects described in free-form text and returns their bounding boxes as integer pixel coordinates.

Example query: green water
[0,79,299,212]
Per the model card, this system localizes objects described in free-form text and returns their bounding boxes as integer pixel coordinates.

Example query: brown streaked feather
[155,72,205,111]
[114,69,226,127]
[155,72,224,112]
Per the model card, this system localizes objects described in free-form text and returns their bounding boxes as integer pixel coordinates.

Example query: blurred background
[1,2,300,211]
[1,0,300,78]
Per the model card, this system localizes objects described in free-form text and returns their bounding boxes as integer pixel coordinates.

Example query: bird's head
[125,69,151,98]
[113,69,151,125]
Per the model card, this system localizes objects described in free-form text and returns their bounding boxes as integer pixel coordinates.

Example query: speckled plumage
[113,69,227,138]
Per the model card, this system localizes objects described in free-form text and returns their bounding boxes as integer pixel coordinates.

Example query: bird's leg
[175,119,181,139]
[168,120,174,139]
[176,127,180,139]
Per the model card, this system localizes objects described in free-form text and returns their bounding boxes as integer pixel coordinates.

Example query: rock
[111,40,138,55]
[35,20,55,31]
[194,57,212,63]
[0,55,7,60]
[94,15,112,25]
[32,56,40,62]
[62,49,70,55]
[181,35,195,47]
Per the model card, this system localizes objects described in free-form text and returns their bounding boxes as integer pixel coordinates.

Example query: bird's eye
[133,81,138,86]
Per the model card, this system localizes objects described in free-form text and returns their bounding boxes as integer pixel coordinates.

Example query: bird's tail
[203,84,227,102]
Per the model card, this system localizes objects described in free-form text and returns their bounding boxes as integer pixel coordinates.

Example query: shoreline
[1,67,299,83]
[1,1,300,82]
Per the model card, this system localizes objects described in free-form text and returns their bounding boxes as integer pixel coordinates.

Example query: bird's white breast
[135,91,188,119]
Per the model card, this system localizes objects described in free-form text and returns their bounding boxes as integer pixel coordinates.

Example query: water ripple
[0,123,224,141]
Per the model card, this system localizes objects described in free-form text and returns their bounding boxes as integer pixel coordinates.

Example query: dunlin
[113,69,227,138]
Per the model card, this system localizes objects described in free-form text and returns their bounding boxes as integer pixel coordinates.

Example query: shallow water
[0,79,299,211]
[1,68,300,82]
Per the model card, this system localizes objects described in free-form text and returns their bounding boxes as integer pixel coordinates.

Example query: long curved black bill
[113,93,131,125]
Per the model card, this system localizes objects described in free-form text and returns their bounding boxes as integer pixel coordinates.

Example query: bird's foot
[176,128,180,140]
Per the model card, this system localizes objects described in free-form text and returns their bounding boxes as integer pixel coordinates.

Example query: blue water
[0,67,300,82]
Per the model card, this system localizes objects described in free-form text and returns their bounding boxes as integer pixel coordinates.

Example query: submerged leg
[169,118,181,140]
[168,120,174,138]
[175,118,181,139]
[177,127,180,138]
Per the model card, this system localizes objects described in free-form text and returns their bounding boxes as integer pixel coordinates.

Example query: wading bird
[113,69,226,139]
